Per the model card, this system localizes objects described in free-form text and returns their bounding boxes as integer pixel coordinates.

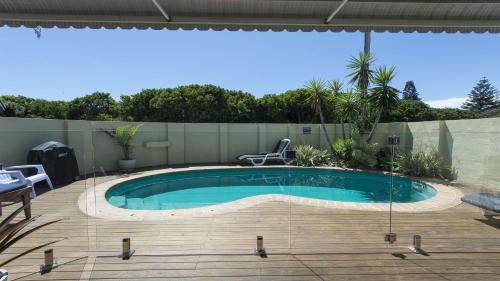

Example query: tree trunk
[364,31,371,55]
[367,106,383,143]
[341,118,346,140]
[317,97,334,153]
[360,95,367,130]
[360,31,371,131]
[348,118,352,138]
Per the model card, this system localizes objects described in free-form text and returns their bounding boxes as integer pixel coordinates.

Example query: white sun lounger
[461,193,500,217]
[236,139,291,166]
[4,165,53,198]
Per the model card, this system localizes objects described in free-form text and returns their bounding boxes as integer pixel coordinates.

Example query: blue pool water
[106,168,437,210]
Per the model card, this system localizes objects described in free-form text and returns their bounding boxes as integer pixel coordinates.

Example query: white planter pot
[118,159,136,171]
[0,269,8,281]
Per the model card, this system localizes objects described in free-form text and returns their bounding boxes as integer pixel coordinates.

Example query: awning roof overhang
[1,0,500,33]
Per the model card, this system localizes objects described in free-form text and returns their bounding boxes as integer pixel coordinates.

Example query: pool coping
[78,166,464,221]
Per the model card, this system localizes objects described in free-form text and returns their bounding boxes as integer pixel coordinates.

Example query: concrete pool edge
[78,166,464,221]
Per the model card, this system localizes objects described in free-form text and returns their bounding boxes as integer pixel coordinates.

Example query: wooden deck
[1,176,499,281]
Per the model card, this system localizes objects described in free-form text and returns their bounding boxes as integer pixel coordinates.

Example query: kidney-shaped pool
[105,168,437,210]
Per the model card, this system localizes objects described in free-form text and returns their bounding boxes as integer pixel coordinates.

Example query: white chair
[5,165,53,197]
[0,170,28,193]
[237,139,292,166]
[0,170,32,218]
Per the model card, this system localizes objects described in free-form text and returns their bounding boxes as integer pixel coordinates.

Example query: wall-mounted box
[144,141,170,148]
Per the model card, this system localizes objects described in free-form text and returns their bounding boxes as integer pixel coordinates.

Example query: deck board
[0,175,499,281]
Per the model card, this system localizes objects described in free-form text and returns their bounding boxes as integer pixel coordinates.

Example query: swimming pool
[106,168,437,210]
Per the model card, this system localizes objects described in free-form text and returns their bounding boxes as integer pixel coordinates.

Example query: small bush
[332,137,379,168]
[376,146,392,171]
[394,150,456,180]
[295,145,330,167]
[332,138,353,167]
[352,140,379,168]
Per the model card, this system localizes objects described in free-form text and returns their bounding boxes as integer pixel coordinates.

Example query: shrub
[332,138,353,167]
[332,137,379,168]
[394,150,455,180]
[295,145,330,167]
[67,92,118,121]
[376,146,392,171]
[104,125,142,160]
[352,140,379,168]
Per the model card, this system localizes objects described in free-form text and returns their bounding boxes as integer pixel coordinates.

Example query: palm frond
[369,66,400,110]
[304,79,327,113]
[346,52,375,87]
[328,80,344,96]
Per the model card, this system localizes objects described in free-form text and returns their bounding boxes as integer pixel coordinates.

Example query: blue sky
[1,27,499,108]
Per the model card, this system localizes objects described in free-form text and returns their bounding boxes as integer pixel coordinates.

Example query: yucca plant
[295,145,330,167]
[336,90,359,139]
[332,138,353,167]
[347,52,374,129]
[332,136,379,168]
[394,150,456,180]
[305,79,334,153]
[105,124,142,160]
[367,66,399,143]
[328,80,346,139]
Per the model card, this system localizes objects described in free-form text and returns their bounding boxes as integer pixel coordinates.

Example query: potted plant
[105,124,142,171]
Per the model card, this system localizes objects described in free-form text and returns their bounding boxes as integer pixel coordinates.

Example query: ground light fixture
[408,234,429,255]
[254,236,267,257]
[40,248,58,274]
[409,234,422,252]
[121,237,135,260]
[385,135,400,244]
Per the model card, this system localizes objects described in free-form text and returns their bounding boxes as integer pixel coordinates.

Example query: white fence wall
[1,117,499,190]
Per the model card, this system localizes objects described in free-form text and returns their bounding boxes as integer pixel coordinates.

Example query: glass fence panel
[90,128,292,260]
[386,125,500,273]
[5,123,494,279]
[0,129,91,280]
[3,122,497,279]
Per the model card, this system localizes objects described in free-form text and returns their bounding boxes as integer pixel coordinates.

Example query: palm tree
[328,80,343,96]
[346,52,374,129]
[328,80,344,138]
[337,90,359,139]
[367,66,400,143]
[305,79,334,152]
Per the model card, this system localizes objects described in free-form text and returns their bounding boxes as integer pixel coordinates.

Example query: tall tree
[347,52,374,130]
[462,77,499,112]
[67,92,118,121]
[367,66,400,143]
[305,79,334,152]
[402,81,420,100]
[328,80,345,138]
[328,80,343,97]
[337,90,359,139]
[281,89,316,123]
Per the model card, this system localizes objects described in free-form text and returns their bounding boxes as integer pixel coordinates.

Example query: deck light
[384,233,397,244]
[385,135,400,244]
[254,236,266,257]
[121,237,135,260]
[409,235,423,253]
[40,248,58,274]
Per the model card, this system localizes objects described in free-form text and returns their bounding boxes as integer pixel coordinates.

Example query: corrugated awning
[1,0,500,33]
